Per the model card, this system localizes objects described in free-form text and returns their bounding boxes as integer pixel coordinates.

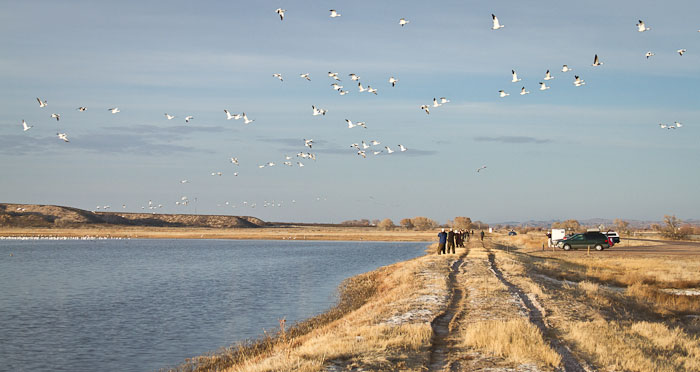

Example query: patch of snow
[661,288,700,296]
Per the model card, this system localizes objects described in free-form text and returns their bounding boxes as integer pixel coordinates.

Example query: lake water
[0,239,428,372]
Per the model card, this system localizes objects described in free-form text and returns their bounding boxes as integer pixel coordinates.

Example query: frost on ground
[379,264,451,326]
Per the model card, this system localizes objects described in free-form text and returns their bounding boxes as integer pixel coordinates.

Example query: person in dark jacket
[447,229,456,254]
[480,230,485,241]
[437,229,447,255]
[465,230,470,242]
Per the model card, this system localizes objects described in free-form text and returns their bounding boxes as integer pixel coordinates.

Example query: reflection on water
[0,239,427,372]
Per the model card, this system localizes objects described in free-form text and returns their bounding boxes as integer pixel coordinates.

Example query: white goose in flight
[499,90,510,98]
[224,110,241,120]
[22,120,33,131]
[37,97,47,107]
[108,107,120,114]
[164,113,175,120]
[544,70,554,80]
[491,14,504,30]
[57,132,69,142]
[276,8,285,21]
[242,113,254,124]
[329,9,341,18]
[51,113,60,121]
[511,70,521,83]
[636,20,650,32]
[592,54,603,66]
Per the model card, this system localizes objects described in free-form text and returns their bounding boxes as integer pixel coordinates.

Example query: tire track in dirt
[427,254,466,371]
[485,244,588,372]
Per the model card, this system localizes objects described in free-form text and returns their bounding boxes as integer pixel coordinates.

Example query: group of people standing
[436,228,470,254]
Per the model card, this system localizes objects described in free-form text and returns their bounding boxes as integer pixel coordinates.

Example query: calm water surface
[0,239,428,372]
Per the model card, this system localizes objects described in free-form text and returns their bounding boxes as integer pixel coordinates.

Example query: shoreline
[171,236,700,372]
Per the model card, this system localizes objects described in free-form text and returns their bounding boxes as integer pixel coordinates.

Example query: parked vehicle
[602,231,621,244]
[508,230,517,236]
[556,231,610,251]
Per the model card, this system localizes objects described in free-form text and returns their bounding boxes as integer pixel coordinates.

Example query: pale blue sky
[1,0,699,223]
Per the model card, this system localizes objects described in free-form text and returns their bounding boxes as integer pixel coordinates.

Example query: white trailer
[550,228,566,247]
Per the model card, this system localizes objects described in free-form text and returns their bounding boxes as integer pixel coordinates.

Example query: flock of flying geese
[20,9,695,212]
[492,17,688,131]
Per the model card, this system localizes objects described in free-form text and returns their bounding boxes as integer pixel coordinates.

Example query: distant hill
[0,203,266,229]
[490,218,699,229]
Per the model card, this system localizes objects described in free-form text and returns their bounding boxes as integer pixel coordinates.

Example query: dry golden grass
[486,237,700,371]
[567,320,700,372]
[462,319,561,368]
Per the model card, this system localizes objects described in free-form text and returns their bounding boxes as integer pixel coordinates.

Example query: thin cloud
[474,136,552,144]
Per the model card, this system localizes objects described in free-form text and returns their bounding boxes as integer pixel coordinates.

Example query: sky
[1,0,699,224]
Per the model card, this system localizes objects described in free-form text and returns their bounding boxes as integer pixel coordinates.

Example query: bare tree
[377,218,396,231]
[411,216,438,231]
[613,218,630,235]
[452,216,473,230]
[400,218,414,230]
[655,215,688,240]
[552,219,580,232]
